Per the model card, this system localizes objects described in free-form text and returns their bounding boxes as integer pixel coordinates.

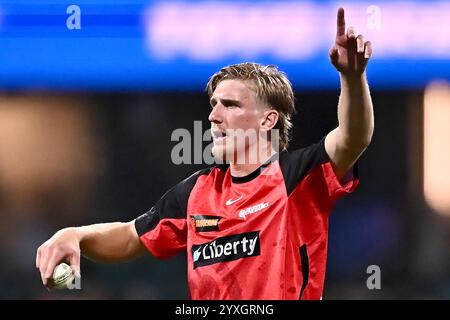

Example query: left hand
[329,8,372,75]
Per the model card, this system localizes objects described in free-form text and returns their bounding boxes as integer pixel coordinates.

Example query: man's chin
[212,145,257,165]
[212,146,227,163]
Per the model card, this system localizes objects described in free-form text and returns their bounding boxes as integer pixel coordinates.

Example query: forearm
[76,221,144,263]
[337,72,374,148]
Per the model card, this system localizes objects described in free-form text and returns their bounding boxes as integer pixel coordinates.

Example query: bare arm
[36,221,145,286]
[325,8,374,180]
[78,221,145,262]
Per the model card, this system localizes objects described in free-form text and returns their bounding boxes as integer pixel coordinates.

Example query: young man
[36,8,373,299]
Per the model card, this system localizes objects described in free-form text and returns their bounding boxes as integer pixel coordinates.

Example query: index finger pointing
[336,7,345,37]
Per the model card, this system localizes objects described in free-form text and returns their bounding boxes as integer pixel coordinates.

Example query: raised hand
[329,8,372,75]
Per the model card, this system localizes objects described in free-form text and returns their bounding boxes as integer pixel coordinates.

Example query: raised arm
[325,7,374,180]
[36,221,145,286]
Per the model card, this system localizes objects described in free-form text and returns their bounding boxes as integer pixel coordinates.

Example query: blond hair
[207,62,295,150]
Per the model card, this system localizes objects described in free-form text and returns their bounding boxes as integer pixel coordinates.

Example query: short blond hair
[207,62,295,150]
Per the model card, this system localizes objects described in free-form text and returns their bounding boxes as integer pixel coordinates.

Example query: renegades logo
[191,215,222,232]
[191,231,260,269]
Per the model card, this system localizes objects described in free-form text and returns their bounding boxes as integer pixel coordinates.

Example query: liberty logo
[191,231,260,269]
[193,247,202,262]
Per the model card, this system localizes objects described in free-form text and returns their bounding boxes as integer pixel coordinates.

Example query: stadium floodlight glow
[423,81,450,216]
[145,1,450,60]
[0,1,450,90]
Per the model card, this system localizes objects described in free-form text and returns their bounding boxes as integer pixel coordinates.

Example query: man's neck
[229,145,278,178]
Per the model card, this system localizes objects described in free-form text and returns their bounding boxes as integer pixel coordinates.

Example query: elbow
[340,125,373,151]
[360,126,374,149]
[365,123,375,147]
[355,131,373,152]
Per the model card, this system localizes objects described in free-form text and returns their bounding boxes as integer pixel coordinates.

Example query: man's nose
[208,105,222,124]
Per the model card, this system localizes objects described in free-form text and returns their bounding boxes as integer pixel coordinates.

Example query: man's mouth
[212,129,227,140]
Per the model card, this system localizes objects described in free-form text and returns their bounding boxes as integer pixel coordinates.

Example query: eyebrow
[210,97,241,107]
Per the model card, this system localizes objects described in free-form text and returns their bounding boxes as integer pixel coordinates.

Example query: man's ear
[261,109,279,130]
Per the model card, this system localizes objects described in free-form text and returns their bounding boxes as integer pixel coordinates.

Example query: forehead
[212,79,255,102]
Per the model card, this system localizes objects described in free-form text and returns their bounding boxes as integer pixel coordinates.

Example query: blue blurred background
[1,0,450,299]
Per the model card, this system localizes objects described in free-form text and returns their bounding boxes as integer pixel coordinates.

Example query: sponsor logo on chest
[238,202,270,219]
[192,231,260,269]
[191,215,222,232]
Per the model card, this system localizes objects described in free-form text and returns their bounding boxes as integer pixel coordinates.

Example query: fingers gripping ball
[48,263,75,289]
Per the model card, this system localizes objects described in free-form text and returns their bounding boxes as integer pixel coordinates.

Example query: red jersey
[135,138,358,299]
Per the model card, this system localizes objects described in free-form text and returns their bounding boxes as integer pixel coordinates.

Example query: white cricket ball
[49,262,75,289]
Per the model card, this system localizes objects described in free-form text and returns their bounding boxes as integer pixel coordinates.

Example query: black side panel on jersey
[299,244,310,300]
[279,137,329,195]
[135,167,212,237]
